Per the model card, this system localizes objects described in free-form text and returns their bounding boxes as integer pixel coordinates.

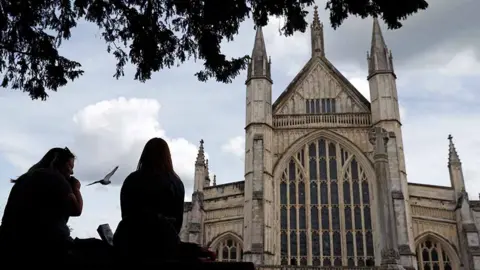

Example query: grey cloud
[312,0,480,68]
[402,112,480,193]
[235,0,480,76]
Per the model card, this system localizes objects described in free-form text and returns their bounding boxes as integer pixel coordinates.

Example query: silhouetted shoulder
[30,168,64,182]
[122,170,141,184]
[28,168,73,198]
[120,170,185,231]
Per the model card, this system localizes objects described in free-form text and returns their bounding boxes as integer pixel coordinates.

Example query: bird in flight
[87,166,119,186]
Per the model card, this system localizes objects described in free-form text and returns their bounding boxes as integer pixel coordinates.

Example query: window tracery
[214,238,243,262]
[280,138,374,266]
[416,238,453,270]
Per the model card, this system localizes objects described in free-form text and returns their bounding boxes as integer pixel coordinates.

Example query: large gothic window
[416,239,453,270]
[280,138,374,266]
[215,238,243,262]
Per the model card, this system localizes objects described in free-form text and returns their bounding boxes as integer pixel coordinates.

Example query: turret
[243,26,275,264]
[189,139,207,244]
[311,6,325,57]
[448,134,479,270]
[246,27,271,85]
[448,134,465,192]
[193,139,206,192]
[367,18,400,125]
[367,18,416,268]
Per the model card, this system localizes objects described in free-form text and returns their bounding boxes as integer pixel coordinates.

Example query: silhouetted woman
[114,137,185,261]
[0,147,83,262]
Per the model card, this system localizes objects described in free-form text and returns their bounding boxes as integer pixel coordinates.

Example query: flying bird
[87,166,119,186]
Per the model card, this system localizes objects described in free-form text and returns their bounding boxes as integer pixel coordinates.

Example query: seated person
[113,137,185,261]
[0,147,83,262]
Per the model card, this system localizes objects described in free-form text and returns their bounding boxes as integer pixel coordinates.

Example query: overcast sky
[0,0,479,238]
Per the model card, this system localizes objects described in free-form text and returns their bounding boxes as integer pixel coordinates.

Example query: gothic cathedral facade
[180,8,480,270]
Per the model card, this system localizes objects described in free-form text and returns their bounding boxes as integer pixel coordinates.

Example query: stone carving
[463,223,477,233]
[189,223,201,233]
[381,248,400,263]
[454,187,469,211]
[411,205,455,221]
[206,207,243,221]
[369,126,389,150]
[398,244,414,256]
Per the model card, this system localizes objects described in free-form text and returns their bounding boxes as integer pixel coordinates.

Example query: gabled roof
[272,56,371,113]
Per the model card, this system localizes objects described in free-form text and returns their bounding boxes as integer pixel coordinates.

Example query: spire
[448,134,461,165]
[246,27,272,83]
[311,6,325,57]
[213,175,217,186]
[367,17,395,78]
[195,139,205,166]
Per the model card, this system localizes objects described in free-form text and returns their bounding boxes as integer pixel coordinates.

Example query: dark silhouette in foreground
[0,147,87,261]
[114,137,186,261]
[0,141,250,269]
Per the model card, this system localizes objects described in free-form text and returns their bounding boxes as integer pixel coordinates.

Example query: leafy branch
[0,0,428,100]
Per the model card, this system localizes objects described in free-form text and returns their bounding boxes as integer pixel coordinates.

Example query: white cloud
[402,112,480,197]
[399,106,407,121]
[262,16,310,77]
[0,132,40,173]
[0,97,204,238]
[438,49,480,77]
[222,135,245,158]
[348,76,370,100]
[71,97,201,191]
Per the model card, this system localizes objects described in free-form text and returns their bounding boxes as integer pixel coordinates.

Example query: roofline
[272,56,371,113]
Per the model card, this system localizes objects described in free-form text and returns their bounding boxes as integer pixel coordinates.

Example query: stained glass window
[280,138,374,266]
[215,237,243,262]
[416,238,454,270]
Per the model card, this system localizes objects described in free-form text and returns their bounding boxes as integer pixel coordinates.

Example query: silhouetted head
[11,147,76,183]
[137,138,175,174]
[50,147,76,178]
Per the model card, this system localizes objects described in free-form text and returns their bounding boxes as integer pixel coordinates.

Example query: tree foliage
[0,0,429,100]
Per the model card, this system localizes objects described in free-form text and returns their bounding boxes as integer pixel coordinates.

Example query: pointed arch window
[214,238,243,262]
[416,238,454,270]
[280,138,374,266]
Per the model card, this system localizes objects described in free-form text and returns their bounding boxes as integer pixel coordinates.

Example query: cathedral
[180,7,480,270]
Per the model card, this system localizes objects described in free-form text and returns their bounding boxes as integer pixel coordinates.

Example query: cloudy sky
[0,0,479,238]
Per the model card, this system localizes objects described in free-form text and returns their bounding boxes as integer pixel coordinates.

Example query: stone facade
[180,8,480,270]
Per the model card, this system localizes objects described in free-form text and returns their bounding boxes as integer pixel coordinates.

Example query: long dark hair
[137,138,176,175]
[10,147,75,183]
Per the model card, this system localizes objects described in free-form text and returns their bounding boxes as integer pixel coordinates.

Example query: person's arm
[69,177,83,217]
[57,174,82,217]
[40,170,83,217]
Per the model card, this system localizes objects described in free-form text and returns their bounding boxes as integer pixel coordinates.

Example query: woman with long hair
[113,137,185,261]
[10,147,70,183]
[0,147,83,261]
